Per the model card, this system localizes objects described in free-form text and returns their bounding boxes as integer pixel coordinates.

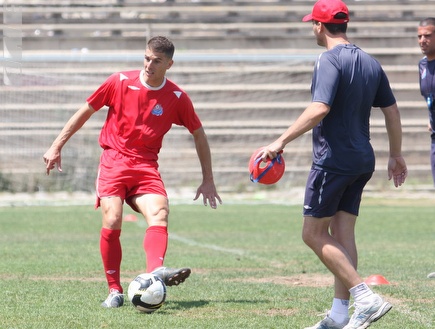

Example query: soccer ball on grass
[127,273,167,313]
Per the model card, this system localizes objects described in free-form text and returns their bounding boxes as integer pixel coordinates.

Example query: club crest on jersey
[151,104,163,116]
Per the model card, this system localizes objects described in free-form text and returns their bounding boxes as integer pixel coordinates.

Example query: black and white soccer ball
[127,273,167,313]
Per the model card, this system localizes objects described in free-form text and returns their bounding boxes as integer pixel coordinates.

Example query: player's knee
[103,214,123,229]
[100,196,123,229]
[147,206,169,226]
[301,230,310,247]
[301,226,317,248]
[101,208,123,229]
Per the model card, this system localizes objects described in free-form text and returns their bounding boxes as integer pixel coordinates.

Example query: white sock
[349,282,374,304]
[329,298,350,323]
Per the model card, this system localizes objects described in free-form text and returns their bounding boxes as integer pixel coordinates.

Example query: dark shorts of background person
[95,148,167,212]
[303,169,373,218]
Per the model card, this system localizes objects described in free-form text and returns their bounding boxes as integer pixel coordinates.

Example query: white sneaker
[343,294,392,329]
[101,289,124,308]
[427,272,435,278]
[305,312,349,329]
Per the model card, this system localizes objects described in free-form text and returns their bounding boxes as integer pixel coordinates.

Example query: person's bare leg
[302,215,362,291]
[330,211,358,300]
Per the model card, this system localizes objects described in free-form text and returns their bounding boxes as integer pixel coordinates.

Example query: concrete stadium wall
[1,0,433,194]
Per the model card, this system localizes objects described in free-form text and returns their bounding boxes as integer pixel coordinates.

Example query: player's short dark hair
[420,17,435,27]
[320,12,348,34]
[147,36,175,59]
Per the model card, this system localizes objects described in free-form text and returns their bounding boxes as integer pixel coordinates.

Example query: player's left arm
[380,103,408,187]
[192,126,222,209]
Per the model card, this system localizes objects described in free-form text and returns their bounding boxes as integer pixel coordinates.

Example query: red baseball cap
[302,0,349,24]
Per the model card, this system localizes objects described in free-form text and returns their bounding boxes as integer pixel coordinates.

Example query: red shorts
[95,148,167,212]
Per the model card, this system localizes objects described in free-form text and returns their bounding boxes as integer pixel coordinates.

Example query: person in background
[258,0,407,328]
[418,17,435,280]
[43,36,222,308]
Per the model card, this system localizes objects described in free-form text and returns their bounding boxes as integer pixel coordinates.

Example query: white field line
[169,232,245,257]
[168,232,286,269]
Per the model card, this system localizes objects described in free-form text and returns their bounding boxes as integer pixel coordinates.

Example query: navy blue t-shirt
[418,57,435,138]
[310,44,396,175]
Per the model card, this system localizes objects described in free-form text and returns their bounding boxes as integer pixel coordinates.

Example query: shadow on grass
[164,299,269,311]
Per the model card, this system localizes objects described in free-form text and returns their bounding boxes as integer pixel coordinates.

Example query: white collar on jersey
[140,70,166,90]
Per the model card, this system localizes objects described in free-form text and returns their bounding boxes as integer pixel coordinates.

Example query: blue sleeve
[311,52,340,106]
[372,70,396,108]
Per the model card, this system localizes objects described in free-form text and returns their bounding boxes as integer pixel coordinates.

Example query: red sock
[144,226,168,272]
[100,228,123,293]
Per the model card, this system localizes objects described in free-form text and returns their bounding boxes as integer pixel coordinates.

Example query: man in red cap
[260,0,407,328]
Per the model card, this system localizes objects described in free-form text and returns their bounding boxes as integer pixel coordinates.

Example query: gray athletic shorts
[303,169,373,218]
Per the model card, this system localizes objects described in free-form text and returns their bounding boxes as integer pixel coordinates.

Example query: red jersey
[87,70,202,161]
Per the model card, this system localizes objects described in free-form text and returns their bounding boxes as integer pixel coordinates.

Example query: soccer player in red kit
[43,36,222,308]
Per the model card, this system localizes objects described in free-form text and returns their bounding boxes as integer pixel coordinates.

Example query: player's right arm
[43,102,96,175]
[262,101,330,160]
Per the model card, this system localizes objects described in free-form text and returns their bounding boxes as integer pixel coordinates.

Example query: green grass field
[1,199,434,329]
